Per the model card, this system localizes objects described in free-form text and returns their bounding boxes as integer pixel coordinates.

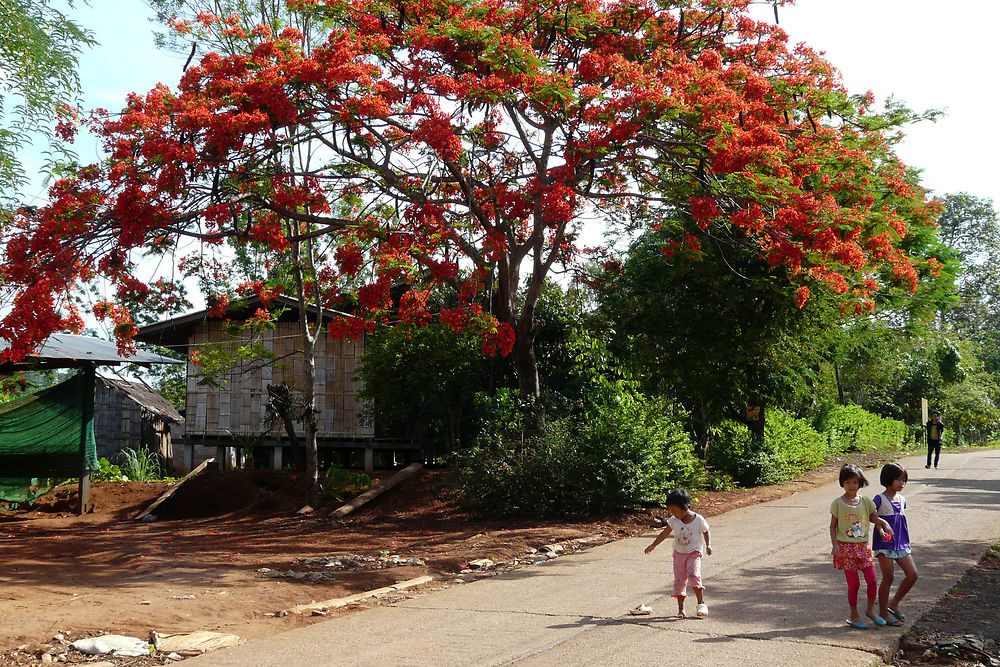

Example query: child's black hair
[880,462,908,487]
[665,488,693,509]
[839,463,868,488]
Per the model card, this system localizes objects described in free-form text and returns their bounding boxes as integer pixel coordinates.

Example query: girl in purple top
[873,463,918,626]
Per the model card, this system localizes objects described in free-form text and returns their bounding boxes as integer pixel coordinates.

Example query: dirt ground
[893,540,1000,667]
[1,450,992,666]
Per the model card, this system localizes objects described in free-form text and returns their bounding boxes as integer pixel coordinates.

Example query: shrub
[92,457,126,482]
[117,447,164,481]
[823,404,908,453]
[454,386,706,518]
[323,465,371,500]
[707,410,829,486]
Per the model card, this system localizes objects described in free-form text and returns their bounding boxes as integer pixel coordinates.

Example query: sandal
[845,619,869,629]
[886,608,906,621]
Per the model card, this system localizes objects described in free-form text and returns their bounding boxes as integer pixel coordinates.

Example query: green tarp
[0,371,97,504]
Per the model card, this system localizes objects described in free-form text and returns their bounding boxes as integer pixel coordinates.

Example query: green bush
[822,404,908,453]
[92,457,126,482]
[323,465,371,500]
[454,386,706,518]
[707,410,829,486]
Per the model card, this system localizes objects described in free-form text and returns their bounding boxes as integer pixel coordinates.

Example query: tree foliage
[1,0,943,397]
[0,0,94,209]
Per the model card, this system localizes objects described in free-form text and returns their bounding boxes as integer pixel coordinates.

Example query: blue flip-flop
[845,619,870,629]
[866,615,887,627]
[886,608,906,621]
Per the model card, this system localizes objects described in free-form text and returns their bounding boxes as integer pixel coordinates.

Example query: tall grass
[117,447,164,481]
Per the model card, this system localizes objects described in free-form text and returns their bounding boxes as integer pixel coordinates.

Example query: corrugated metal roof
[0,334,183,372]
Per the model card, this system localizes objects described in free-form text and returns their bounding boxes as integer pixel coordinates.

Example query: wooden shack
[94,373,184,466]
[136,296,412,472]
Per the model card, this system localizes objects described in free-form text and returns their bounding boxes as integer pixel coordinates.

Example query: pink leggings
[844,566,877,607]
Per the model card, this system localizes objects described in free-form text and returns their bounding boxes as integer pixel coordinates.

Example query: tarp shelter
[0,335,182,512]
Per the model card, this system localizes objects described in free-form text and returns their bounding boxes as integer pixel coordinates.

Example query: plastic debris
[70,634,150,657]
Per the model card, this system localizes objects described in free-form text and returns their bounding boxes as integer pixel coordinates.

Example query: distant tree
[936,193,1000,337]
[357,321,492,455]
[0,0,95,210]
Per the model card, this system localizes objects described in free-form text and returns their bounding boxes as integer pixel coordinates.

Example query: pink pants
[672,550,703,598]
[844,566,877,607]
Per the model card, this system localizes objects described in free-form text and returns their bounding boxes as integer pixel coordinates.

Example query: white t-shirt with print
[667,512,710,554]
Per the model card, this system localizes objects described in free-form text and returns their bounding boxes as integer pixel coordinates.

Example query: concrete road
[188,450,1000,666]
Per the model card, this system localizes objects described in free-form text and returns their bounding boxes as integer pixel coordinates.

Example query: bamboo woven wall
[94,378,144,458]
[185,320,372,438]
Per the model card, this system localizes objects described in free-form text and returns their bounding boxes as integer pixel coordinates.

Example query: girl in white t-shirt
[640,489,712,618]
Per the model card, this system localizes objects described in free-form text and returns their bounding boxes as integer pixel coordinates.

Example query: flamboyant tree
[2,0,943,471]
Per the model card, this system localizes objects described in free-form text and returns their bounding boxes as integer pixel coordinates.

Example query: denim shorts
[874,548,911,559]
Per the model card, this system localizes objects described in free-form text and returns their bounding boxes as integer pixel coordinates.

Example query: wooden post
[79,365,96,515]
[216,445,227,472]
[272,445,283,470]
[79,471,93,515]
[364,447,373,474]
[186,442,194,472]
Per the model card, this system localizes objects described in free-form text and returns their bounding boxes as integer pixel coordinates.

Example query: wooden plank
[133,458,215,521]
[330,463,423,519]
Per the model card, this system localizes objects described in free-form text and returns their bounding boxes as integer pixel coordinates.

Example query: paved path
[189,450,1000,666]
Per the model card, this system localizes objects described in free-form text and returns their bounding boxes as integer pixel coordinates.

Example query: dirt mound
[1,480,170,520]
[160,470,312,519]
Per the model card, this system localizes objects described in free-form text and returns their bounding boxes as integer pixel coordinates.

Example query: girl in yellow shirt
[830,464,893,629]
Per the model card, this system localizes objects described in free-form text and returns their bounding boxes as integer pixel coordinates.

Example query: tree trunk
[691,419,710,459]
[513,327,540,398]
[300,329,321,505]
[834,362,847,406]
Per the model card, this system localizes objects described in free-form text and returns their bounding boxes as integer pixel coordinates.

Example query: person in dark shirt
[925,411,945,469]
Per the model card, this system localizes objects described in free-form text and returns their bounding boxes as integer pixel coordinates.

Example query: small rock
[52,634,64,643]
[139,600,151,605]
[311,609,328,616]
[166,652,183,660]
[468,558,494,570]
[296,505,314,515]
[41,654,53,663]
[275,610,288,618]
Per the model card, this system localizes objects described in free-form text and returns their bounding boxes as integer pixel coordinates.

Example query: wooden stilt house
[135,296,414,473]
